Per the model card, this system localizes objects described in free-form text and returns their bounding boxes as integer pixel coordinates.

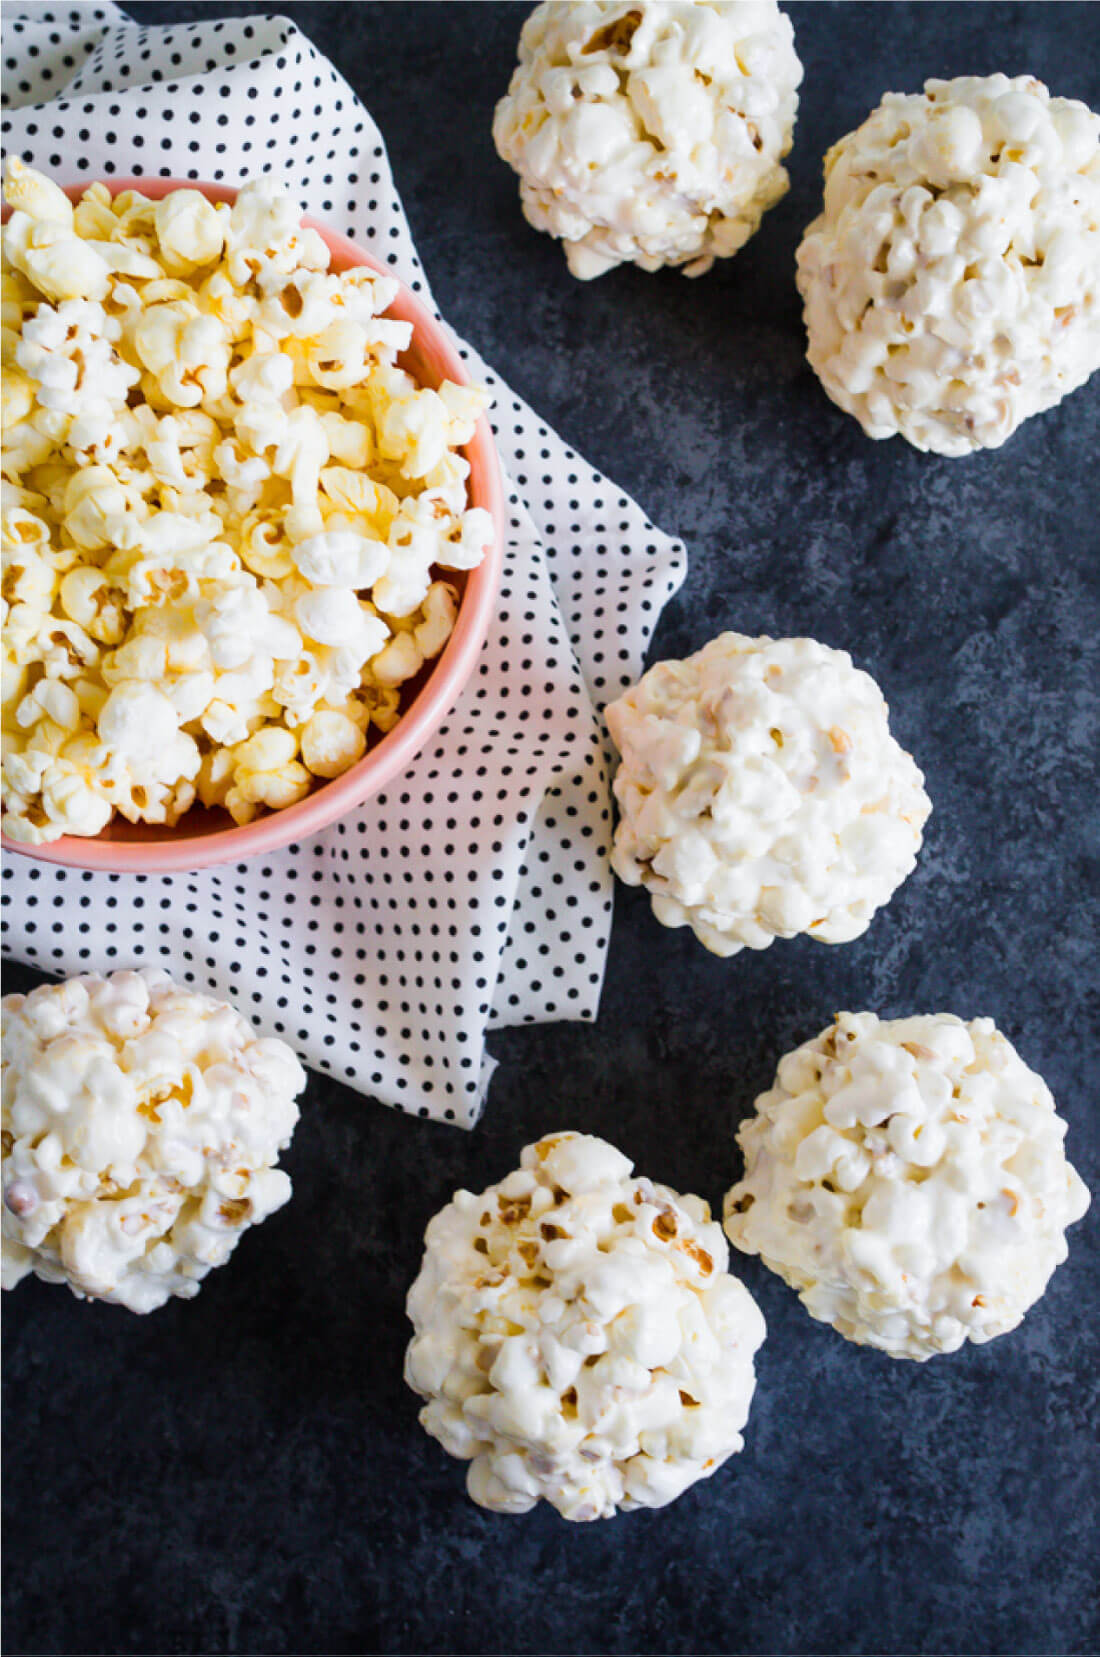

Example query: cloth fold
[0,3,687,1126]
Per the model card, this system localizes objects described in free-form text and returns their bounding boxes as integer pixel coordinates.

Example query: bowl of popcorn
[1,162,505,870]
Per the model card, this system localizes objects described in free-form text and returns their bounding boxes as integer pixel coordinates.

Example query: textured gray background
[2,3,1099,1654]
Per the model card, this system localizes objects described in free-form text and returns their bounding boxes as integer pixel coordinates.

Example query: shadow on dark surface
[3,3,1099,1654]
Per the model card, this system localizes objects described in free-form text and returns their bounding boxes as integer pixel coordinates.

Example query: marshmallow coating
[796,74,1100,454]
[724,1012,1091,1359]
[2,967,304,1312]
[405,1131,765,1519]
[606,632,931,957]
[493,0,802,278]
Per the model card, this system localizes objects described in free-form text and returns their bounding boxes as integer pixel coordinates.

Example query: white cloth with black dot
[1,4,686,1126]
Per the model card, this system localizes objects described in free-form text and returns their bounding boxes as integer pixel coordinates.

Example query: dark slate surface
[3,4,1099,1654]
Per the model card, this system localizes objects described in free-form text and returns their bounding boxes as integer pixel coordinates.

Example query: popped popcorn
[724,1013,1091,1359]
[493,1,802,278]
[606,632,931,956]
[1,160,494,844]
[405,1131,765,1520]
[299,709,366,778]
[796,75,1100,454]
[1,968,305,1313]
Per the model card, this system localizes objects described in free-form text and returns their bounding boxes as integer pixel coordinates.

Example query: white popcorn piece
[372,507,442,618]
[32,615,101,680]
[1,163,493,841]
[16,298,139,422]
[15,676,81,733]
[229,348,295,405]
[290,528,390,589]
[493,1,803,278]
[293,585,389,658]
[1,369,37,433]
[2,157,75,227]
[132,300,232,408]
[370,628,424,689]
[796,74,1100,454]
[237,510,295,580]
[2,968,304,1313]
[310,643,370,705]
[724,1013,1091,1359]
[438,380,494,447]
[406,1132,766,1520]
[226,725,311,824]
[153,189,227,275]
[255,269,342,341]
[318,467,398,530]
[1,417,57,479]
[271,404,329,505]
[436,505,495,573]
[196,267,257,340]
[193,582,301,671]
[318,411,371,470]
[70,183,120,244]
[223,177,325,285]
[200,701,256,752]
[418,451,473,517]
[415,581,459,660]
[111,189,159,239]
[195,745,235,809]
[39,760,114,837]
[299,708,367,779]
[99,631,168,687]
[3,208,112,304]
[269,650,330,724]
[58,567,126,645]
[376,381,454,478]
[97,681,183,770]
[2,543,57,612]
[139,409,219,493]
[306,319,375,391]
[606,632,931,956]
[79,239,164,281]
[61,465,134,552]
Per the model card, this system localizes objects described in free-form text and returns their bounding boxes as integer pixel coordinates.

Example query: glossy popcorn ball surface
[493,0,802,278]
[2,967,304,1312]
[405,1132,765,1519]
[724,1012,1091,1359]
[796,74,1100,454]
[606,632,930,957]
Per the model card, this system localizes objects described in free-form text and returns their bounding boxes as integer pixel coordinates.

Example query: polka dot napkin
[0,4,687,1126]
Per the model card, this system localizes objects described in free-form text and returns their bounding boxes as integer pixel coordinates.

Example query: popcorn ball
[1,160,494,844]
[724,1013,1091,1360]
[606,632,931,957]
[405,1131,765,1520]
[796,74,1100,454]
[493,0,802,279]
[2,968,305,1312]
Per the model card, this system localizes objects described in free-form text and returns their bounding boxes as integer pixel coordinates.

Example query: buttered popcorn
[493,0,802,278]
[1,968,305,1313]
[724,1013,1091,1359]
[1,160,494,843]
[405,1132,765,1520]
[606,632,931,956]
[796,75,1100,454]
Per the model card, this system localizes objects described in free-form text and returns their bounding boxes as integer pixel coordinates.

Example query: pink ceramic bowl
[2,177,504,873]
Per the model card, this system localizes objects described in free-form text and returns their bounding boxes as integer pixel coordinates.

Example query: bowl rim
[2,175,505,873]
